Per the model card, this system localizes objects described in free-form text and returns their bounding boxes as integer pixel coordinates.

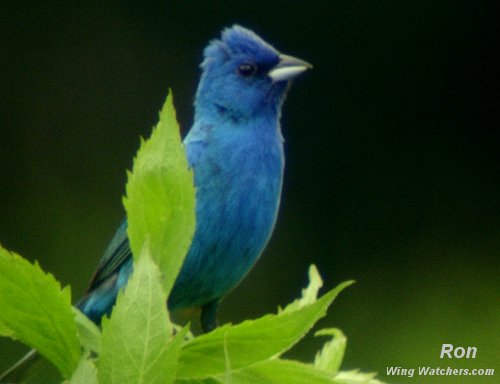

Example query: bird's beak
[268,54,312,82]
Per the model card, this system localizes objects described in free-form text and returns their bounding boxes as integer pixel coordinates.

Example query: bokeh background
[1,1,498,383]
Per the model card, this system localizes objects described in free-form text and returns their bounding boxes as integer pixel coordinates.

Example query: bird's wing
[85,219,132,292]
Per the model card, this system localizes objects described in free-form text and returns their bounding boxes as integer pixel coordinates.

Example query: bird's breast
[170,128,284,308]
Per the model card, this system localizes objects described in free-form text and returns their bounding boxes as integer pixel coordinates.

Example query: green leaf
[215,359,337,384]
[333,370,386,384]
[281,264,325,313]
[177,270,354,379]
[123,91,196,296]
[210,360,388,384]
[0,319,14,338]
[98,246,186,384]
[0,245,80,378]
[314,328,347,375]
[68,357,98,384]
[73,307,101,354]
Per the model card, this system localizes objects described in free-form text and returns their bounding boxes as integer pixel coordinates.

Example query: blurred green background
[1,1,498,383]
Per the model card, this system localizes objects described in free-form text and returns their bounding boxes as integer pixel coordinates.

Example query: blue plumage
[77,25,311,331]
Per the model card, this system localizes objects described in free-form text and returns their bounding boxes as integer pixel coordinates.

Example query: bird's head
[195,25,311,121]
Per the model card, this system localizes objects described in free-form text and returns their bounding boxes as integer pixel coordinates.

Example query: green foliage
[98,246,186,384]
[73,307,101,354]
[0,319,13,338]
[314,329,347,375]
[176,273,353,379]
[69,358,97,384]
[0,91,388,383]
[123,91,196,296]
[0,246,81,379]
[213,360,338,383]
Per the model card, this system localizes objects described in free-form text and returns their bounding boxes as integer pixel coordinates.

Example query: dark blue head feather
[202,25,279,68]
[196,25,286,119]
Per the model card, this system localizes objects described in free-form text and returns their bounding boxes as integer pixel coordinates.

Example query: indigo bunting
[77,25,311,332]
[1,25,310,381]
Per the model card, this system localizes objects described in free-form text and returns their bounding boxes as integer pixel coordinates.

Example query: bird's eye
[238,63,258,77]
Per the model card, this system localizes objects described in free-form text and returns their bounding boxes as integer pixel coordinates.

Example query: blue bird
[0,25,310,382]
[76,25,311,332]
